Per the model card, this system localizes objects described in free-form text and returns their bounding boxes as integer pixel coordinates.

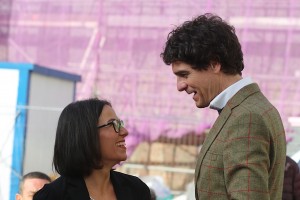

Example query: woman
[33,98,151,200]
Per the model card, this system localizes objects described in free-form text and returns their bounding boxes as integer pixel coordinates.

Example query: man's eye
[181,73,188,78]
[175,71,189,78]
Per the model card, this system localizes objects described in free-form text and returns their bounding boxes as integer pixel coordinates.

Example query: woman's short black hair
[161,13,244,75]
[53,98,111,177]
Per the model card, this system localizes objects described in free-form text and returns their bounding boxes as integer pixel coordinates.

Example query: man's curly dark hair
[161,13,244,75]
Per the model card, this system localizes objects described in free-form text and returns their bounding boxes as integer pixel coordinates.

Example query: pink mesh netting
[1,0,300,153]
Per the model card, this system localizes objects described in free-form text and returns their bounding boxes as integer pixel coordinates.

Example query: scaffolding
[1,0,300,198]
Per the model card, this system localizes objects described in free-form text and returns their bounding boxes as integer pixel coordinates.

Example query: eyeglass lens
[113,119,124,133]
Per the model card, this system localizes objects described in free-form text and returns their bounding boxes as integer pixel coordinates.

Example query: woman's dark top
[33,170,151,200]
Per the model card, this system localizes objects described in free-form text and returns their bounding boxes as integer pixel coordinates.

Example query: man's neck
[219,73,243,92]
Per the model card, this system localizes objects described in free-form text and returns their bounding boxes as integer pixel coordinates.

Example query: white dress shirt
[209,77,253,111]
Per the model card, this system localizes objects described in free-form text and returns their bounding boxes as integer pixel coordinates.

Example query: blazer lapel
[111,170,132,200]
[195,105,231,181]
[195,83,260,181]
[65,176,90,200]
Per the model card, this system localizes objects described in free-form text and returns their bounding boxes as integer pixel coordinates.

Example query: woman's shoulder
[33,176,64,200]
[111,170,148,188]
[111,170,151,199]
[112,170,141,181]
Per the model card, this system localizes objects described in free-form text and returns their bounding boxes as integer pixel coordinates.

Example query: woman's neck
[84,168,116,200]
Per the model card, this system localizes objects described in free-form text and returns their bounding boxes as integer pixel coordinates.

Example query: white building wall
[0,69,19,200]
[23,72,75,175]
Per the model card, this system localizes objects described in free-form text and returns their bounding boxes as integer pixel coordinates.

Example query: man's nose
[177,79,187,91]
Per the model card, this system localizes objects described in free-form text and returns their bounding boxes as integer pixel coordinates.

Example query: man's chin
[195,101,208,108]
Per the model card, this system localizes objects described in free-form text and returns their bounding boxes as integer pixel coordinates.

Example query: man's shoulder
[286,156,300,173]
[232,83,276,114]
[227,83,284,129]
[228,83,266,109]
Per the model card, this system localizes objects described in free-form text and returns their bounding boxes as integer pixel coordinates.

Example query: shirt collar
[209,77,253,111]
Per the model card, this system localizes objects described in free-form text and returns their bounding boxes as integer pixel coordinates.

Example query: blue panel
[0,62,33,70]
[0,62,81,82]
[33,65,81,82]
[9,67,30,200]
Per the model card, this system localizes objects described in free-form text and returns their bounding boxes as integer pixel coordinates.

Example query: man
[16,171,51,200]
[161,13,286,199]
[283,156,300,200]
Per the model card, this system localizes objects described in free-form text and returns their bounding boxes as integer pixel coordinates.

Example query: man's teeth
[116,142,126,146]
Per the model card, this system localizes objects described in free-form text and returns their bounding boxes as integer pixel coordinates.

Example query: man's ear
[16,193,22,200]
[210,62,221,73]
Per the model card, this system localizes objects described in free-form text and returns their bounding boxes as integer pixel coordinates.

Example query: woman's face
[97,105,128,167]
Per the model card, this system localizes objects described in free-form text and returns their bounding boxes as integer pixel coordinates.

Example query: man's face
[172,61,221,108]
[16,178,50,200]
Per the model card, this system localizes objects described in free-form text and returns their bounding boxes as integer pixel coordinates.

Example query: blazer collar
[63,171,132,200]
[226,83,260,110]
[63,170,125,200]
[195,83,260,181]
[110,170,133,200]
[65,176,90,200]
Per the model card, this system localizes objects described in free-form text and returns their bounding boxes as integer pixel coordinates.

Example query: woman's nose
[119,127,128,137]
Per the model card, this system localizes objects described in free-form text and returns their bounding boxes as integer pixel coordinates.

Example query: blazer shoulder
[111,170,150,195]
[231,86,276,115]
[33,176,64,200]
[112,170,146,186]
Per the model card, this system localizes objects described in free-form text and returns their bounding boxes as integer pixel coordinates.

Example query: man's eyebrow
[174,70,189,76]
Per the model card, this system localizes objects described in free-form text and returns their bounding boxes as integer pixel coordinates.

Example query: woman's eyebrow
[106,118,117,123]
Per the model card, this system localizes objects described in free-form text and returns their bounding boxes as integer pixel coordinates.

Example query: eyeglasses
[97,119,124,134]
